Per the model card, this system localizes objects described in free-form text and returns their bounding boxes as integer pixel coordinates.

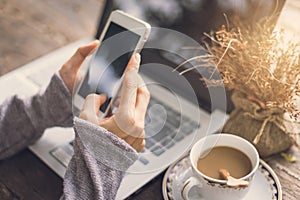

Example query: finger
[81,94,107,118]
[68,40,99,71]
[124,129,145,145]
[136,139,146,152]
[135,76,150,120]
[112,96,121,107]
[125,53,141,72]
[118,54,141,113]
[124,135,136,146]
[132,130,146,152]
[132,138,146,152]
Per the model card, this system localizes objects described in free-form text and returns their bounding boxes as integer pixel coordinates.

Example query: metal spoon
[219,168,249,187]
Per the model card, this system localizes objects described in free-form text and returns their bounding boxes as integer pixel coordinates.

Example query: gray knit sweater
[0,73,138,199]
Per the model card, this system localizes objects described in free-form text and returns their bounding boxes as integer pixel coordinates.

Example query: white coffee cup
[181,134,259,200]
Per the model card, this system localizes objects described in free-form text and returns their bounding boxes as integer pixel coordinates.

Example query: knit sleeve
[62,117,138,200]
[0,73,73,159]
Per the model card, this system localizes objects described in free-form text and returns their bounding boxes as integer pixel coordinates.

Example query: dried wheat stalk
[180,17,300,119]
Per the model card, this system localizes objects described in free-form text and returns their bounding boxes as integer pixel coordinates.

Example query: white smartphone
[73,10,151,117]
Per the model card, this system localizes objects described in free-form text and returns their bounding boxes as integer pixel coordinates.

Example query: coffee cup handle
[181,176,203,200]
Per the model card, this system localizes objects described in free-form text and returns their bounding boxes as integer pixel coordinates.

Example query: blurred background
[0,0,104,76]
[1,0,299,77]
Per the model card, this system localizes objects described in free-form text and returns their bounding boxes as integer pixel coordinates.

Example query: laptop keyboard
[50,97,199,167]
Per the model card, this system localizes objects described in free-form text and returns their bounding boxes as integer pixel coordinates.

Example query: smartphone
[73,10,151,117]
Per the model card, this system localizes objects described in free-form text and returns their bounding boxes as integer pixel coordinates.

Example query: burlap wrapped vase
[223,92,299,157]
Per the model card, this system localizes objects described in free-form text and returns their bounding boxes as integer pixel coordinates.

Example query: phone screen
[78,22,141,113]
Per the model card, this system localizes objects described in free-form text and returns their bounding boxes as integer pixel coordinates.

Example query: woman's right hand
[79,53,150,152]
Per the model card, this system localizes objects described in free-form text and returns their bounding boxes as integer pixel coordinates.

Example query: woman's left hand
[59,40,99,93]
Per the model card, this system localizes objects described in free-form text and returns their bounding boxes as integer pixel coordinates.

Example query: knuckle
[77,47,84,55]
[129,59,139,69]
[123,75,136,89]
[127,117,136,126]
[74,47,85,59]
[138,85,150,98]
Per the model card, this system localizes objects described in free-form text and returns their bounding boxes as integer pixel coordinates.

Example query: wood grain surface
[0,0,299,200]
[0,0,102,76]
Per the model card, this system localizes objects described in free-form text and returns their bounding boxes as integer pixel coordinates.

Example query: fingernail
[87,40,99,55]
[134,53,141,64]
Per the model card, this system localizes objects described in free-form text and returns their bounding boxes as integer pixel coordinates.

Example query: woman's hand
[79,54,150,152]
[59,40,99,93]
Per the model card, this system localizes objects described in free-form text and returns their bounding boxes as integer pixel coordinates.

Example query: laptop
[0,0,285,199]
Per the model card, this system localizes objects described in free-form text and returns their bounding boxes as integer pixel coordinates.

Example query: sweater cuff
[42,73,73,128]
[73,117,138,172]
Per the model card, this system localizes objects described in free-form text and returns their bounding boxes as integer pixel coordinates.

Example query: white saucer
[162,153,282,200]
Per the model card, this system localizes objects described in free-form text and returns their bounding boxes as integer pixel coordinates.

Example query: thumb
[69,40,99,71]
[80,94,107,124]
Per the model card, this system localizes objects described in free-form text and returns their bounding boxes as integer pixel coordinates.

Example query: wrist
[99,117,127,140]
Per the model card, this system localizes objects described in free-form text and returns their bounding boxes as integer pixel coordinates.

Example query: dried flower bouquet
[179,17,300,157]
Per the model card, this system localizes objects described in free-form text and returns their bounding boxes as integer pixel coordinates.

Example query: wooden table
[0,0,299,199]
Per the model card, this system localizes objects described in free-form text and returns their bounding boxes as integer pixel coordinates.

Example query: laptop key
[145,120,165,135]
[167,109,180,118]
[151,145,165,156]
[172,132,184,142]
[161,137,175,149]
[145,138,155,149]
[191,121,200,129]
[167,114,181,128]
[182,116,190,123]
[50,145,73,168]
[59,143,74,155]
[180,124,195,135]
[138,156,149,165]
[152,126,173,142]
[140,149,146,153]
[150,104,166,116]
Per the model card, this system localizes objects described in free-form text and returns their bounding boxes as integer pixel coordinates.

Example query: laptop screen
[113,0,283,41]
[97,0,286,112]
